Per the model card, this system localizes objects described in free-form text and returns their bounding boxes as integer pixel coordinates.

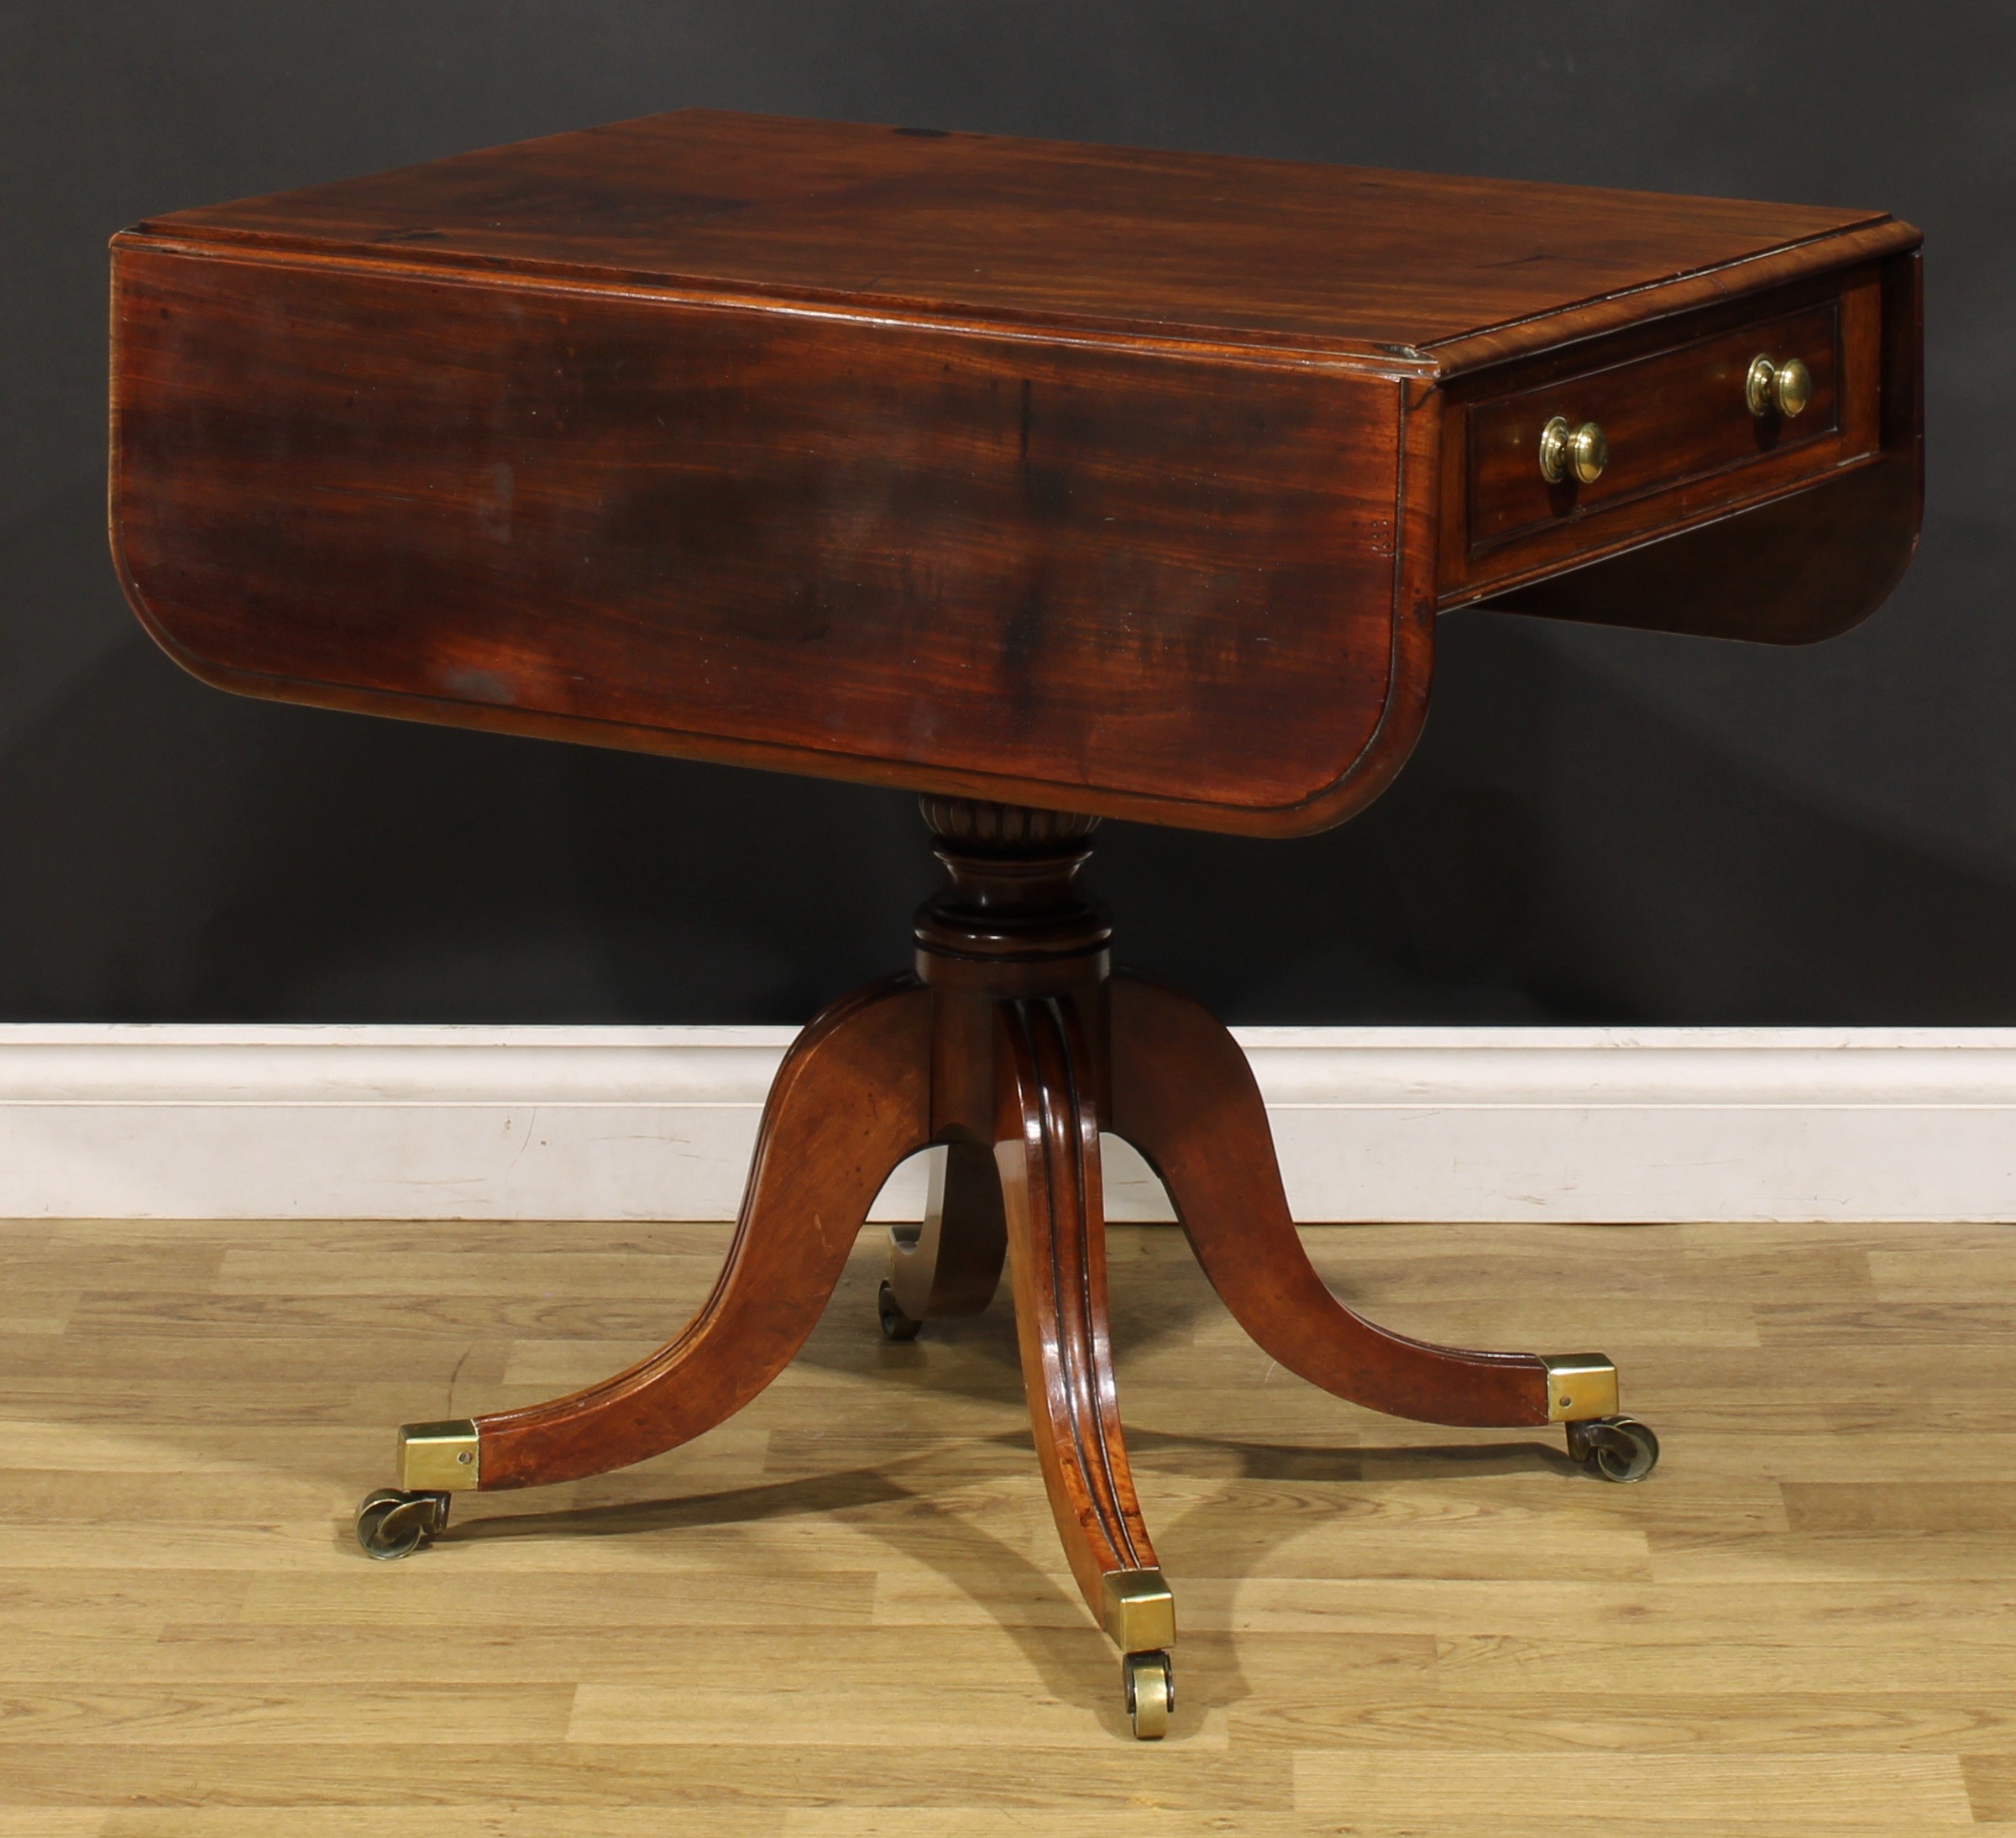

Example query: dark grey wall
[4,3,2012,1024]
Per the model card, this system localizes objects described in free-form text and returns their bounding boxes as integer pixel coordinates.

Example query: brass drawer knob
[1538,415,1607,485]
[1746,353,1812,418]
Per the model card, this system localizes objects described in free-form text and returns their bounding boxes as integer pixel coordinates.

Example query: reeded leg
[996,995,1175,1738]
[358,975,934,1552]
[1108,971,1647,1455]
[356,788,1656,1748]
[880,1137,1008,1340]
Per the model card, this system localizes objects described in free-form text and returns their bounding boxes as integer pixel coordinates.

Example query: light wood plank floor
[2,1213,2012,1835]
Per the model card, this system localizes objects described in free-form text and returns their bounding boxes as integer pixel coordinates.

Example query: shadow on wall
[4,581,2016,1025]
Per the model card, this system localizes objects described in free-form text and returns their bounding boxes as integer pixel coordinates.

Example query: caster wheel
[877,1280,924,1343]
[1567,1415,1660,1484]
[355,1487,450,1559]
[1122,1650,1173,1741]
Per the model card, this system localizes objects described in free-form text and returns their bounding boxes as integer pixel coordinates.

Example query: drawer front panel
[1469,302,1840,548]
[1448,271,1882,600]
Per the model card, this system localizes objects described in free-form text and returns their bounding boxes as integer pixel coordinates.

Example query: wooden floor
[1,1212,2012,1835]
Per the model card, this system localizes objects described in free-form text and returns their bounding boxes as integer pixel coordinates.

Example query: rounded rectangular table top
[109,112,1922,835]
[138,108,1888,366]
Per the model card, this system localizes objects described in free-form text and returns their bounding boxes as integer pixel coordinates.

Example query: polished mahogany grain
[110,110,1923,835]
[476,974,933,1490]
[134,109,1887,359]
[113,241,1422,830]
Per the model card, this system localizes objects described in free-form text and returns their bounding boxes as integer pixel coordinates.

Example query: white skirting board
[3,1024,2015,1224]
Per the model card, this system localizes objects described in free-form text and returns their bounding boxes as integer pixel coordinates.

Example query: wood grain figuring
[473,977,931,1489]
[133,109,1890,358]
[995,996,1158,1624]
[1107,973,1552,1427]
[109,110,1924,835]
[4,1212,2012,1829]
[1422,214,1917,376]
[111,242,1416,832]
[883,1138,1008,1323]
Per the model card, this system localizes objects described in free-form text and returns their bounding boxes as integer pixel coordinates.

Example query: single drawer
[1448,273,1882,598]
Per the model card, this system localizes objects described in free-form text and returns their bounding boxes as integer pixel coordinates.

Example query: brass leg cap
[396,1418,481,1491]
[1102,1567,1176,1653]
[1542,1354,1620,1422]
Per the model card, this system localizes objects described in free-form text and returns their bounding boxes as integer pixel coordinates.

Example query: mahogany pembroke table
[108,111,1921,1738]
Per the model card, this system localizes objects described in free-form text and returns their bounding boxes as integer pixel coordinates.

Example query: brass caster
[355,1487,452,1559]
[1122,1649,1173,1740]
[1568,1414,1660,1484]
[877,1279,924,1343]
